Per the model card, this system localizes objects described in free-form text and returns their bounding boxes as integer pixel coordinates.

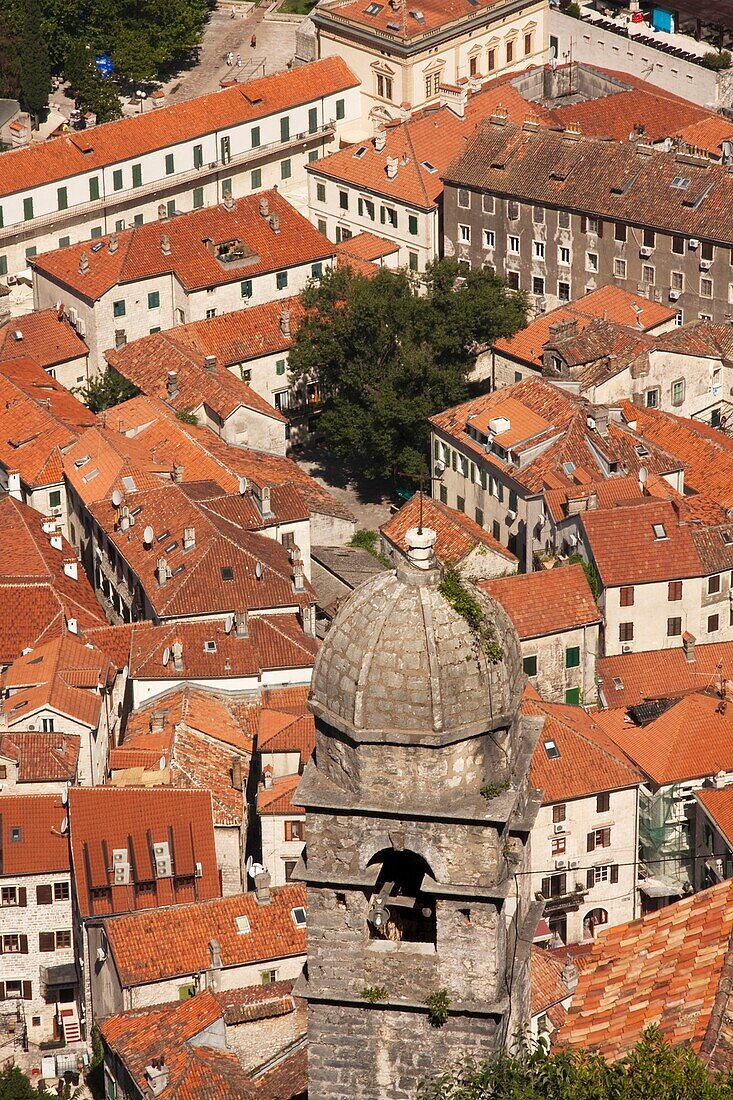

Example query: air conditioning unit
[622,643,634,653]
[76,317,86,337]
[506,509,517,523]
[68,307,78,325]
[639,245,653,258]
[112,848,128,864]
[156,858,172,879]
[553,823,565,834]
[669,289,681,301]
[688,238,700,250]
[568,858,580,870]
[700,259,712,271]
[554,859,567,870]
[113,863,130,885]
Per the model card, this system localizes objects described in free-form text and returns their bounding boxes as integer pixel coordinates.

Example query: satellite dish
[245,856,266,880]
[60,816,69,834]
[549,44,556,59]
[639,466,648,485]
[255,560,263,579]
[239,476,248,496]
[224,614,234,634]
[143,525,154,545]
[111,489,123,507]
[162,646,170,667]
[61,786,68,806]
[159,755,166,770]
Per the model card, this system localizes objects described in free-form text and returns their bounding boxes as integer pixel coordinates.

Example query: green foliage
[86,1025,105,1098]
[417,1027,733,1099]
[439,567,504,664]
[349,529,391,569]
[0,13,21,98]
[568,553,601,599]
[480,780,509,801]
[175,407,199,426]
[360,985,387,1003]
[564,1,581,17]
[0,1063,51,1098]
[64,41,121,122]
[702,50,731,71]
[425,989,452,1028]
[75,369,139,413]
[289,259,527,479]
[19,0,51,124]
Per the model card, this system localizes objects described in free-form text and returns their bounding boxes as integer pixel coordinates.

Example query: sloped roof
[558,878,733,1072]
[597,641,733,709]
[3,634,114,730]
[0,794,70,875]
[380,494,516,567]
[0,309,88,369]
[581,500,702,587]
[63,424,167,506]
[0,730,80,783]
[531,946,569,1029]
[0,357,94,433]
[696,787,733,851]
[479,563,600,640]
[103,885,306,986]
[257,774,303,817]
[0,372,78,488]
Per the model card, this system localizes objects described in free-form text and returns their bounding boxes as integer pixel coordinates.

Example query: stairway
[59,1003,81,1044]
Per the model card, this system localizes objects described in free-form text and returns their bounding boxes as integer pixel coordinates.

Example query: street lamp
[136,90,147,114]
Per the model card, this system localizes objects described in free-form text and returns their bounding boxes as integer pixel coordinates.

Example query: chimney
[232,757,245,791]
[145,1060,170,1098]
[258,485,273,518]
[108,233,118,255]
[66,617,78,635]
[157,203,168,222]
[293,558,305,592]
[302,603,316,638]
[183,526,195,551]
[156,558,169,586]
[171,641,183,672]
[172,463,184,484]
[204,354,217,375]
[63,556,78,581]
[279,309,291,338]
[269,212,280,234]
[561,956,579,994]
[385,155,398,180]
[263,765,273,790]
[587,490,598,512]
[7,471,21,501]
[50,533,63,552]
[254,868,272,905]
[150,710,166,733]
[374,129,386,153]
[166,371,179,398]
[208,938,222,970]
[223,189,235,212]
[490,107,508,127]
[682,632,696,664]
[79,251,89,275]
[161,233,171,256]
[405,526,436,571]
[259,196,270,218]
[235,611,249,639]
[591,406,609,438]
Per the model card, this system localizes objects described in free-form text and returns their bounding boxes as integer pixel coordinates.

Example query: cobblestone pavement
[294,447,395,533]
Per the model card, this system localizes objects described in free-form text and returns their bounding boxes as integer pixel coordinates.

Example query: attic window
[672,177,691,190]
[422,161,437,173]
[82,468,99,483]
[122,476,137,492]
[353,146,368,159]
[635,445,649,457]
[165,542,178,554]
[221,566,234,581]
[410,8,426,22]
[156,530,171,543]
[204,640,217,653]
[652,523,667,540]
[363,2,382,13]
[10,827,21,842]
[291,906,307,929]
[722,530,733,546]
[562,461,575,476]
[543,740,560,760]
[74,456,90,468]
[236,915,251,935]
[612,676,624,690]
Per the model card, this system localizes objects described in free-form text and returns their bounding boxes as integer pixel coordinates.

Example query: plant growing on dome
[438,568,504,664]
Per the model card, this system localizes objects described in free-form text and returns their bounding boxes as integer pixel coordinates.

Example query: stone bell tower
[296,529,542,1100]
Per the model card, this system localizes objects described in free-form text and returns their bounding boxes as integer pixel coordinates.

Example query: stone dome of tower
[311,530,523,740]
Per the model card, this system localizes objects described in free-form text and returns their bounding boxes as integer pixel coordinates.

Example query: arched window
[583,908,608,938]
[366,848,436,944]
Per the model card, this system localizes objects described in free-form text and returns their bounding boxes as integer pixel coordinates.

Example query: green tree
[288,260,527,479]
[64,41,122,122]
[417,1027,733,1100]
[19,0,51,128]
[0,13,21,99]
[75,369,139,413]
[0,1062,50,1098]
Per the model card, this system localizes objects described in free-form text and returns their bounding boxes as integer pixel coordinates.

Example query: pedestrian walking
[236,53,242,67]
[250,33,257,48]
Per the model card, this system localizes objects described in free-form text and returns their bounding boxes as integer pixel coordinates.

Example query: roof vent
[12,330,23,341]
[259,196,270,218]
[161,233,171,256]
[374,129,386,153]
[79,251,89,275]
[269,212,280,234]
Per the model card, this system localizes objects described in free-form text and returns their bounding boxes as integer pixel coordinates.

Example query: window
[559,246,570,265]
[487,47,496,72]
[523,655,538,677]
[193,144,203,169]
[544,740,560,760]
[408,214,418,236]
[358,197,375,220]
[614,258,627,278]
[381,206,397,228]
[249,125,261,150]
[524,31,533,54]
[285,820,304,841]
[241,279,252,299]
[49,490,62,509]
[709,574,721,595]
[2,934,25,953]
[565,687,581,705]
[532,276,545,296]
[316,182,326,204]
[308,106,318,134]
[709,613,720,633]
[643,228,655,248]
[553,803,566,823]
[558,210,570,229]
[56,930,72,949]
[565,646,580,668]
[667,616,682,637]
[585,251,599,273]
[23,196,33,221]
[587,827,611,851]
[533,240,545,260]
[620,586,634,607]
[619,622,634,642]
[205,308,216,319]
[642,264,655,285]
[339,190,349,211]
[376,73,393,100]
[459,224,471,243]
[261,969,279,985]
[36,884,52,905]
[39,932,55,953]
[508,235,520,254]
[456,496,465,513]
[439,484,448,504]
[458,189,471,209]
[0,888,17,907]
[671,235,685,255]
[541,872,566,898]
[88,176,100,201]
[274,359,287,379]
[279,116,291,144]
[281,159,292,180]
[336,98,345,120]
[675,310,683,327]
[56,186,68,211]
[593,865,610,884]
[507,201,519,220]
[113,300,126,318]
[111,168,123,192]
[483,229,496,249]
[276,271,288,291]
[671,379,685,406]
[552,836,566,855]
[670,271,684,292]
[147,291,160,310]
[251,168,262,189]
[506,38,514,63]
[702,241,714,262]
[167,199,176,218]
[597,792,610,814]
[311,262,323,279]
[90,226,102,239]
[409,251,418,272]
[701,276,713,298]
[615,222,627,242]
[193,187,204,209]
[506,271,520,291]
[165,152,175,175]
[284,860,297,881]
[668,580,682,601]
[317,218,326,235]
[483,195,495,214]
[558,281,570,302]
[0,256,7,278]
[131,164,142,188]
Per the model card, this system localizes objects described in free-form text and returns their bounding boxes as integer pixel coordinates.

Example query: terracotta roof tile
[0,730,79,783]
[0,794,70,875]
[0,308,88,370]
[68,786,220,918]
[597,641,733,709]
[0,372,78,489]
[321,0,504,39]
[3,634,114,729]
[103,885,306,985]
[0,356,94,434]
[380,494,516,567]
[581,500,702,586]
[558,878,733,1068]
[674,115,733,157]
[531,946,569,1017]
[479,563,600,639]
[257,774,303,816]
[696,788,733,850]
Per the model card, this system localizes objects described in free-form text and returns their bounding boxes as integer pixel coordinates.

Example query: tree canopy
[417,1028,733,1100]
[288,260,527,480]
[75,369,139,413]
[19,0,51,125]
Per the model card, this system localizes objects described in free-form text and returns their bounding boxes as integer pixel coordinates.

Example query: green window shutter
[132,164,142,188]
[0,206,4,228]
[193,187,204,209]
[308,107,318,133]
[57,187,68,211]
[565,646,580,669]
[241,279,252,299]
[89,177,100,200]
[23,197,34,220]
[90,226,102,239]
[281,116,290,142]
[276,271,288,290]
[276,359,286,375]
[194,145,203,168]
[165,153,174,174]
[408,214,418,235]
[251,126,261,149]
[480,469,487,490]
[336,98,345,121]
[523,655,537,677]
[251,169,262,189]
[439,484,447,504]
[58,237,70,249]
[281,159,292,181]
[148,291,160,309]
[311,262,322,278]
[113,169,123,191]
[316,183,326,203]
[509,489,518,511]
[565,687,581,705]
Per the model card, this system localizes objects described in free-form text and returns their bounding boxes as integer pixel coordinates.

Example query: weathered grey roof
[310,562,523,739]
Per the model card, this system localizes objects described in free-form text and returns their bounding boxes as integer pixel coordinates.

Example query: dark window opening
[366,848,436,944]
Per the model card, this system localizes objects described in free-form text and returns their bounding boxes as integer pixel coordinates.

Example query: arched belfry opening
[366,848,436,944]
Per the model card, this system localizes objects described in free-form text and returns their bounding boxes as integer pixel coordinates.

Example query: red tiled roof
[0,730,80,783]
[103,884,306,986]
[479,563,600,639]
[525,696,642,802]
[3,634,114,730]
[334,231,399,263]
[0,794,70,875]
[581,500,702,587]
[68,787,220,918]
[594,691,733,786]
[82,623,136,672]
[557,878,733,1071]
[63,424,167,506]
[257,774,303,816]
[674,115,733,157]
[0,309,88,369]
[696,787,733,851]
[0,58,357,198]
[598,641,733,709]
[33,191,335,301]
[319,0,503,38]
[0,357,95,433]
[0,497,105,665]
[380,494,516,567]
[0,372,78,489]
[531,946,569,1026]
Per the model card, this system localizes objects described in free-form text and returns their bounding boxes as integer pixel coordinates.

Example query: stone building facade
[297,529,542,1099]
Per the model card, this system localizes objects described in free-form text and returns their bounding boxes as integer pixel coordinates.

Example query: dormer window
[543,740,560,760]
[652,523,667,540]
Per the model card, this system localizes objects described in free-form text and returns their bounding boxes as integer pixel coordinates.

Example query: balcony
[541,884,589,914]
